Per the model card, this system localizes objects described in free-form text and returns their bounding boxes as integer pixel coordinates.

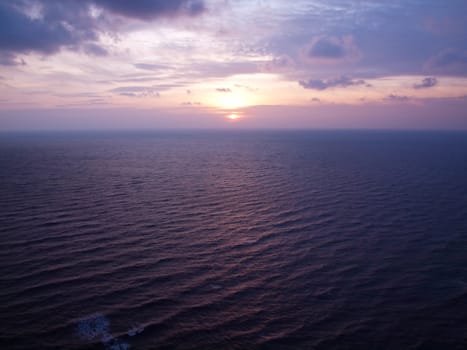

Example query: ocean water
[0,130,466,350]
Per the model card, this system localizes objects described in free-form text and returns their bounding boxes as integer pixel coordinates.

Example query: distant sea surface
[1,130,467,350]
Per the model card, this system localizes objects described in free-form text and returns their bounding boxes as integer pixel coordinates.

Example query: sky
[1,0,467,130]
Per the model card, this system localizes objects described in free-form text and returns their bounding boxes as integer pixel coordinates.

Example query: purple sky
[1,0,467,130]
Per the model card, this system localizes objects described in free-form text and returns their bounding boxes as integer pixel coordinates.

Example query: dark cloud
[0,0,206,65]
[83,43,108,56]
[94,0,205,20]
[309,38,345,58]
[299,76,367,90]
[266,2,467,79]
[302,36,360,63]
[216,88,232,93]
[385,94,409,102]
[425,48,467,75]
[299,79,327,90]
[0,1,93,57]
[0,52,25,65]
[413,77,438,89]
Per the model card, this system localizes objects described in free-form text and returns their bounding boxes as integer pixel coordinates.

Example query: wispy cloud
[385,94,409,102]
[234,84,258,92]
[413,77,438,89]
[181,101,201,106]
[110,86,162,98]
[134,63,174,71]
[299,76,367,90]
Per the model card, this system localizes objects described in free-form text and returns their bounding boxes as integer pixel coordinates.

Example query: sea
[0,130,466,350]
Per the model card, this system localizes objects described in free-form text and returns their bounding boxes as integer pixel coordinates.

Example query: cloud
[234,84,258,92]
[309,38,345,58]
[190,61,260,79]
[0,0,206,65]
[110,86,162,97]
[413,77,438,89]
[261,55,295,72]
[119,91,160,98]
[425,48,467,75]
[299,76,367,90]
[0,52,25,66]
[385,94,409,102]
[83,43,108,56]
[181,101,201,106]
[216,88,232,93]
[108,82,185,98]
[264,2,467,79]
[134,63,173,71]
[94,0,205,20]
[302,35,360,63]
[55,98,110,108]
[0,1,94,57]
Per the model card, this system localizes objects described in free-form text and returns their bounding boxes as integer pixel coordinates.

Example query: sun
[227,113,240,120]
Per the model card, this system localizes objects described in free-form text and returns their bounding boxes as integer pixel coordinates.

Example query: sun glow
[226,113,240,120]
[219,94,248,109]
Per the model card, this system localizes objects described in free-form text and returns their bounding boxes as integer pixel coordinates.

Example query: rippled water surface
[1,130,467,350]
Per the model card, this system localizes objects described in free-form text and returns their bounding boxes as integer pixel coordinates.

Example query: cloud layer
[299,76,367,90]
[94,0,204,20]
[0,0,206,64]
[414,77,438,89]
[1,0,467,131]
[303,36,360,63]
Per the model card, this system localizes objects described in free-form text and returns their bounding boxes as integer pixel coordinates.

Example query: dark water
[1,130,467,350]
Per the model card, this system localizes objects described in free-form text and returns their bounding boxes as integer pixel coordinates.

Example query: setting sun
[226,113,240,120]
